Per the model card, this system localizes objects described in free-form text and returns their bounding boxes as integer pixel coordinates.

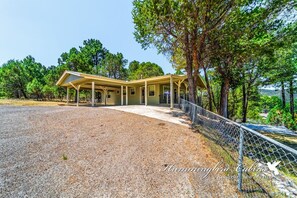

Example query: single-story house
[56,71,206,109]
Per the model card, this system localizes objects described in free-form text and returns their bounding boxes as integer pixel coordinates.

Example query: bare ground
[0,106,240,197]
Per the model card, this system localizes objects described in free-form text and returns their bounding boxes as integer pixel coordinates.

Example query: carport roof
[56,70,206,89]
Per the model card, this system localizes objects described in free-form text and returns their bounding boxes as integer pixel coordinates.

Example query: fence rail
[180,99,297,195]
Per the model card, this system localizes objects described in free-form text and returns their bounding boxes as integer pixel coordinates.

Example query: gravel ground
[0,106,239,197]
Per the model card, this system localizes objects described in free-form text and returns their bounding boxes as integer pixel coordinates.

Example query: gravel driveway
[0,106,239,197]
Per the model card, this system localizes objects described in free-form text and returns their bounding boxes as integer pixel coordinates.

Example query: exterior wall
[93,83,184,106]
[114,90,121,105]
[147,84,160,105]
[128,86,140,105]
[96,90,121,105]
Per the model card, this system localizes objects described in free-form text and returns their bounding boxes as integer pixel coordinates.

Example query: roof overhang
[56,71,206,89]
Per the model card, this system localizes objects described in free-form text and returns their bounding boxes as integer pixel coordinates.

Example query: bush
[267,106,297,130]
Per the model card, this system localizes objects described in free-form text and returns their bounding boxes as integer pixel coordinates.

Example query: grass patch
[263,133,297,150]
[0,99,65,106]
[62,154,68,160]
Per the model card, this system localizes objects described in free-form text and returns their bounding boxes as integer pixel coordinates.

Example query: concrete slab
[102,105,190,127]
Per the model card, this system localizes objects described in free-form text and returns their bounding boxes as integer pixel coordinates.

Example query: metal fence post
[192,105,196,123]
[238,127,244,191]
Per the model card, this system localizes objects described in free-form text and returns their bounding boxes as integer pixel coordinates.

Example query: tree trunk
[211,89,218,112]
[281,81,286,109]
[187,76,196,103]
[21,89,28,99]
[203,66,213,111]
[289,80,294,120]
[242,82,248,123]
[219,77,230,118]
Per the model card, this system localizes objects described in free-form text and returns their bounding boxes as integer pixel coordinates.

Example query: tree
[102,52,128,80]
[128,60,140,79]
[27,78,43,100]
[133,0,234,104]
[0,56,46,99]
[79,39,108,74]
[206,0,296,117]
[0,60,28,98]
[129,62,164,80]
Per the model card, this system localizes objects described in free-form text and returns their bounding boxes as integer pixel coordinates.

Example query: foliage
[102,52,128,79]
[26,78,43,100]
[267,106,297,130]
[0,39,164,101]
[0,56,46,98]
[260,96,282,113]
[129,61,164,80]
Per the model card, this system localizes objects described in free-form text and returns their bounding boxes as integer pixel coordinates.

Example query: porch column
[177,83,181,105]
[170,75,173,109]
[76,85,81,107]
[103,88,107,106]
[66,87,69,105]
[145,80,148,106]
[121,85,123,105]
[91,82,95,107]
[184,82,188,100]
[126,86,128,105]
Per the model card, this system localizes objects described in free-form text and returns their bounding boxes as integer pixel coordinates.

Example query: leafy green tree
[267,106,297,130]
[0,56,46,98]
[0,60,27,98]
[102,52,128,79]
[129,62,164,80]
[128,60,140,79]
[26,78,43,100]
[260,95,282,112]
[133,0,234,104]
[42,85,55,100]
[79,39,108,74]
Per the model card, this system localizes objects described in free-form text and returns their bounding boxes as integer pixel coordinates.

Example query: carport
[56,71,206,109]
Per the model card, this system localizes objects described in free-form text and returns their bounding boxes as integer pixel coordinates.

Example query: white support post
[145,81,148,106]
[126,86,128,105]
[76,85,81,107]
[170,75,173,109]
[121,85,123,106]
[178,82,181,105]
[91,82,95,107]
[104,89,107,106]
[184,82,188,100]
[66,87,69,105]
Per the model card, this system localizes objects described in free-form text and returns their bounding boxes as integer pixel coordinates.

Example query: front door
[140,87,145,104]
[163,85,170,104]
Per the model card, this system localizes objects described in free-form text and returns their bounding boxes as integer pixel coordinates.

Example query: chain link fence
[180,99,297,197]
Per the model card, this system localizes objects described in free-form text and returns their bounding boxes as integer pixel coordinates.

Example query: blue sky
[0,0,175,74]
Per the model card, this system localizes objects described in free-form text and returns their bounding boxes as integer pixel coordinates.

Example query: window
[130,88,135,95]
[148,85,155,97]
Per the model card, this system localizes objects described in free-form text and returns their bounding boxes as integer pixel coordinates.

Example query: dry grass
[0,99,65,106]
[263,133,297,150]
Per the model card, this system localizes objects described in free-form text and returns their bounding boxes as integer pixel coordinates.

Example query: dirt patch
[0,106,240,197]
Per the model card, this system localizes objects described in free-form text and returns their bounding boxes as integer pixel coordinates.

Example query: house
[56,71,206,109]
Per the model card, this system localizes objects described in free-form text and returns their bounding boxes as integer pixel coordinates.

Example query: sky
[0,0,175,74]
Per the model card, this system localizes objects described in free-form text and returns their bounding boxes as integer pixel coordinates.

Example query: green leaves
[26,78,43,98]
[128,61,164,80]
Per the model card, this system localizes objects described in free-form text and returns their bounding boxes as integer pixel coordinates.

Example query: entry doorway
[140,87,145,104]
